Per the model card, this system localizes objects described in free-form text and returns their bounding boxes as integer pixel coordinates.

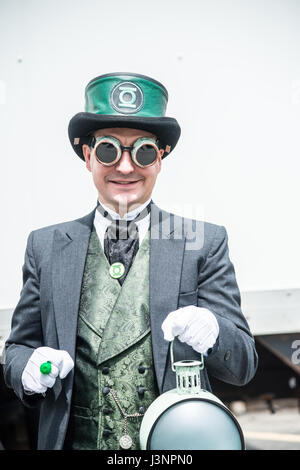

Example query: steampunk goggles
[89,135,161,168]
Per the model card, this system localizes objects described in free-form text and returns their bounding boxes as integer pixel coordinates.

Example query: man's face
[82,128,164,215]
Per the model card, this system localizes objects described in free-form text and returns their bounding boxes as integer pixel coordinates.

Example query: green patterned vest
[64,226,159,450]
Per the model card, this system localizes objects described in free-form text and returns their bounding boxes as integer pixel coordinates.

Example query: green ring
[40,361,52,375]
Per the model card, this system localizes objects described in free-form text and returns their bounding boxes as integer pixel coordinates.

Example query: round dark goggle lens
[96,142,118,164]
[136,145,157,166]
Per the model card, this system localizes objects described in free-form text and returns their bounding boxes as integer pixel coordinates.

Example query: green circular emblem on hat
[40,361,52,375]
[109,262,125,279]
[110,81,144,115]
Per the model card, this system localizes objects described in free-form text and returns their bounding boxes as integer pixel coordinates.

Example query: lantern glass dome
[147,397,244,450]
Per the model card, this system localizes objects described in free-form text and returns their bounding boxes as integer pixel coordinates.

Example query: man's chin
[105,193,145,213]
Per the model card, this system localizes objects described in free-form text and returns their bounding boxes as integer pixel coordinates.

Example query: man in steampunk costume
[4,73,258,450]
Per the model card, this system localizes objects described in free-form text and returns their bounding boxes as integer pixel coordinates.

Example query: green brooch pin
[109,262,125,279]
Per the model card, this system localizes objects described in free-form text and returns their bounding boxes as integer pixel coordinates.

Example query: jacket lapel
[52,208,96,358]
[149,203,186,393]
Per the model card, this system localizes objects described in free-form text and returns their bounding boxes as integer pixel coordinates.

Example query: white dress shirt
[93,198,151,251]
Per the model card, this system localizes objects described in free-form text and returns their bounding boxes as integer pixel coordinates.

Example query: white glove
[21,346,74,395]
[161,306,219,355]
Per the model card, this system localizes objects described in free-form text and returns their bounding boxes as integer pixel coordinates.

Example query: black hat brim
[68,113,181,161]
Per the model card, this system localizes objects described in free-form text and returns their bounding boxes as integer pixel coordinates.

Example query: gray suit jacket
[4,202,258,449]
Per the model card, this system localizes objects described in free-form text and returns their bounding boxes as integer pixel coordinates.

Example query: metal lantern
[139,341,245,450]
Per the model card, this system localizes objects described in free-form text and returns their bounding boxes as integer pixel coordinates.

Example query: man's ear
[156,149,164,173]
[82,144,92,172]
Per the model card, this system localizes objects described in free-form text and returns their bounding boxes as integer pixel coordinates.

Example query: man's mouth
[109,180,142,185]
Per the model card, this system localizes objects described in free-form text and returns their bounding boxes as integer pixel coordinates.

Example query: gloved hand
[21,346,74,395]
[161,306,219,355]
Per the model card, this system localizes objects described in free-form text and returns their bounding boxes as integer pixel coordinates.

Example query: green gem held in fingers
[40,361,52,375]
[109,262,125,279]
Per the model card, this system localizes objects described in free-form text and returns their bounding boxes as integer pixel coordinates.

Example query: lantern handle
[170,339,176,372]
[170,338,204,372]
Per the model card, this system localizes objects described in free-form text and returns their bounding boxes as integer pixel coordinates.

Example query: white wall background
[0,0,299,309]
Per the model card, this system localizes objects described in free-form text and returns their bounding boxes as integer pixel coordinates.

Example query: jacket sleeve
[3,231,44,407]
[197,225,258,386]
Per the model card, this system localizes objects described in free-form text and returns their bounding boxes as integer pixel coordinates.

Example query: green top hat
[68,72,181,161]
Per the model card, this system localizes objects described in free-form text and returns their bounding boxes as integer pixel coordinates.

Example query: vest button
[139,406,145,414]
[103,429,113,437]
[102,386,110,396]
[102,367,110,375]
[103,408,112,415]
[138,365,146,374]
[138,386,145,397]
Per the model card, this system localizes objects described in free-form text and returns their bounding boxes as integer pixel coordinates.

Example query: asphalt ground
[231,399,300,450]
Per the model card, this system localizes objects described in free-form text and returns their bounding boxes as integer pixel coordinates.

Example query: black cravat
[96,200,152,285]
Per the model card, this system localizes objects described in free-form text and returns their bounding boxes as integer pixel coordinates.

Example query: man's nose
[114,150,135,173]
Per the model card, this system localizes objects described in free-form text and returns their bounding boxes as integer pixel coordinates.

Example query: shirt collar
[96,197,152,221]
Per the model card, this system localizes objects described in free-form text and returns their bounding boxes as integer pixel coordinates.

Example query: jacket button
[102,386,110,395]
[102,367,110,375]
[138,386,145,397]
[103,429,113,437]
[139,406,145,414]
[224,350,231,361]
[138,365,146,374]
[103,408,112,415]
